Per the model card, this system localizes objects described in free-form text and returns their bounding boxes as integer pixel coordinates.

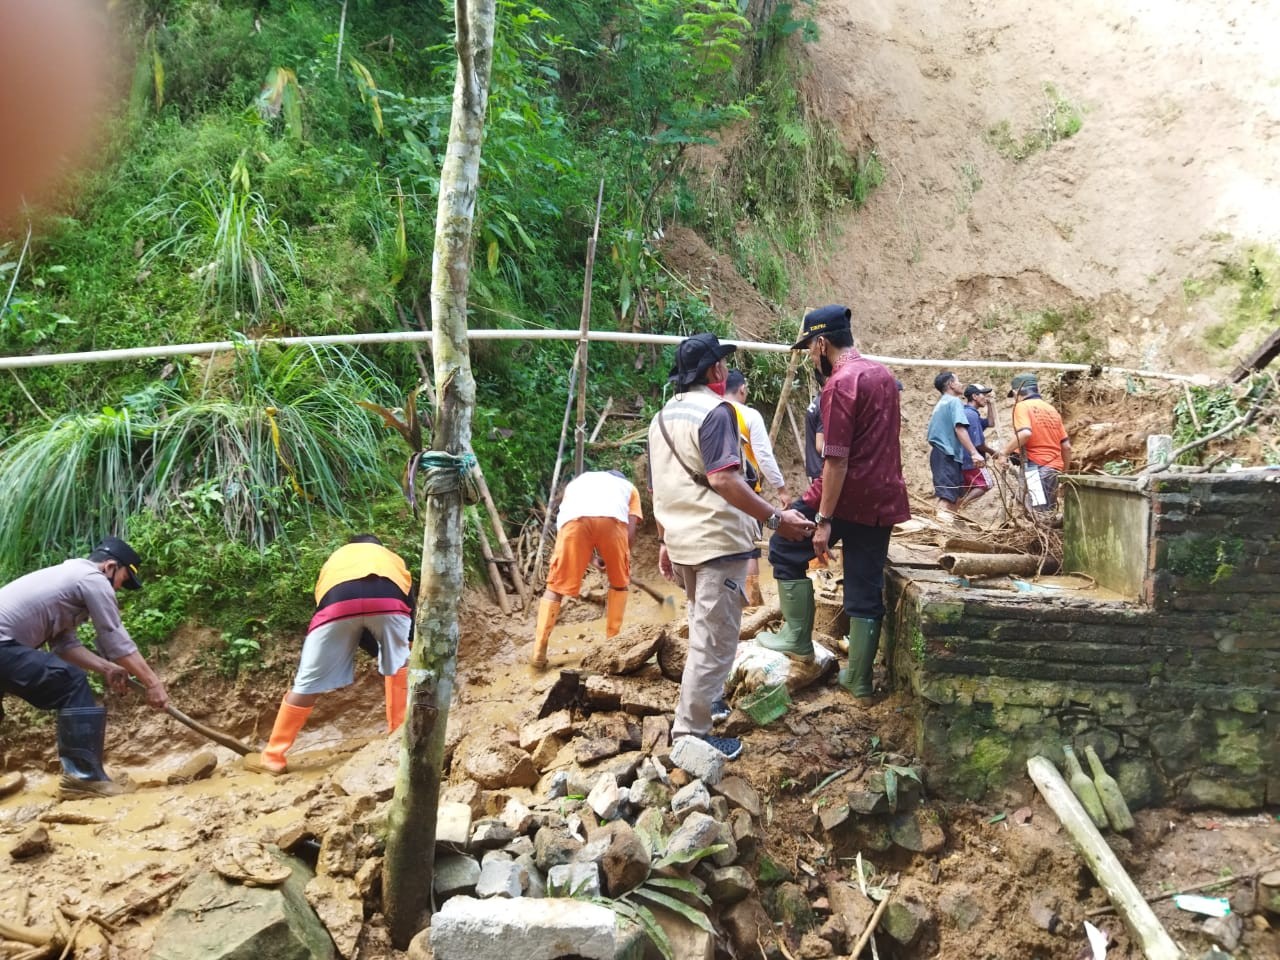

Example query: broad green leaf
[654,842,726,869]
[630,887,715,934]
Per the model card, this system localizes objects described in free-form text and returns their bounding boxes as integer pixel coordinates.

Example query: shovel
[129,679,253,756]
[632,577,678,620]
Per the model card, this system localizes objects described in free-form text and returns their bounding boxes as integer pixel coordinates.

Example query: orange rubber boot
[385,666,409,732]
[252,697,312,774]
[605,587,628,638]
[532,597,560,668]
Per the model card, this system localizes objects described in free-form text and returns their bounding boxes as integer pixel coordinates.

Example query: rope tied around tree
[415,450,482,504]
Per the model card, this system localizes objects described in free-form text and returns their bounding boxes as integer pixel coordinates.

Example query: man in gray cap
[0,537,169,797]
[1002,372,1071,512]
[758,305,911,699]
[648,333,813,759]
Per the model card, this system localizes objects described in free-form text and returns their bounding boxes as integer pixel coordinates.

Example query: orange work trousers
[545,516,630,596]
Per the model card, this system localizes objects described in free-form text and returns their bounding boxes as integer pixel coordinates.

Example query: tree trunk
[383,0,496,948]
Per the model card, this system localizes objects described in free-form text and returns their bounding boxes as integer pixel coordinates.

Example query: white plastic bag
[725,637,837,698]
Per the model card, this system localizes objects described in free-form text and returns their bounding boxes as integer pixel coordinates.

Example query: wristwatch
[814,512,832,526]
[764,512,782,530]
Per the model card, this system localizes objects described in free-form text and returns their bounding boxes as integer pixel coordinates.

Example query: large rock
[476,858,525,898]
[433,854,481,898]
[671,780,711,816]
[518,710,575,751]
[713,777,761,818]
[464,743,539,789]
[150,860,335,960]
[826,882,875,940]
[430,896,617,960]
[533,824,583,872]
[704,865,754,905]
[332,735,397,800]
[722,895,778,959]
[599,821,651,896]
[669,738,725,786]
[641,903,713,960]
[304,874,362,959]
[887,811,946,854]
[580,624,665,675]
[587,773,624,820]
[664,812,721,865]
[547,862,600,899]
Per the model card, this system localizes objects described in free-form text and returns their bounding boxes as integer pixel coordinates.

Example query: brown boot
[245,697,312,775]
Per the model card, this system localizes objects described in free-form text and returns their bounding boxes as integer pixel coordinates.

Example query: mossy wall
[888,471,1280,808]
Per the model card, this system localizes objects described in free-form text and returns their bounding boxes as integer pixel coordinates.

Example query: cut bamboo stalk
[0,922,54,947]
[939,552,1058,578]
[849,893,891,957]
[785,401,806,465]
[468,508,509,615]
[939,537,1009,555]
[588,396,613,444]
[1027,756,1184,960]
[769,347,801,447]
[471,462,528,605]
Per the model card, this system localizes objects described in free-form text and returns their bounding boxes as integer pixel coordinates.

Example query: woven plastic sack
[724,637,837,700]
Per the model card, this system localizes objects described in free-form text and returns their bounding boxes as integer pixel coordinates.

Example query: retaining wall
[887,471,1280,808]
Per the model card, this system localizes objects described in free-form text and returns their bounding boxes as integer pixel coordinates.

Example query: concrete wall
[888,470,1280,808]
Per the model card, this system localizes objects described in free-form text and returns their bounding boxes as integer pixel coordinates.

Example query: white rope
[0,327,1204,383]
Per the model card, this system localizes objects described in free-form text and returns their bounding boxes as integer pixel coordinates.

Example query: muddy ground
[2,556,1277,959]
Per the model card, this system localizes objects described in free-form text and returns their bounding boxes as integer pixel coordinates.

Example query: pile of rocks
[429,731,767,960]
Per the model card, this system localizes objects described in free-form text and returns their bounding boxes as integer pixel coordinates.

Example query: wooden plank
[1230,314,1280,382]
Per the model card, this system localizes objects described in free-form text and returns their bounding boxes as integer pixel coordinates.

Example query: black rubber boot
[57,706,127,798]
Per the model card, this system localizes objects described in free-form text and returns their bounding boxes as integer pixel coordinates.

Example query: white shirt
[556,471,640,529]
[730,401,785,491]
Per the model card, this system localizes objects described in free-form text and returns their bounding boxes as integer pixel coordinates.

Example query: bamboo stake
[468,508,509,614]
[573,180,605,477]
[533,361,579,581]
[769,348,801,447]
[1027,756,1184,960]
[849,893,891,957]
[588,397,613,444]
[784,401,806,464]
[471,462,528,605]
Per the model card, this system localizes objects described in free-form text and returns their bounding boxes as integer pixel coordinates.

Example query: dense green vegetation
[0,0,860,664]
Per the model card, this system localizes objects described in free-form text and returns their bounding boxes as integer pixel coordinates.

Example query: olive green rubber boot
[837,617,881,698]
[755,579,816,659]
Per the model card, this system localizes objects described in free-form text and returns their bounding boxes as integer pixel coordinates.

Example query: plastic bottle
[1062,745,1108,829]
[1085,745,1134,832]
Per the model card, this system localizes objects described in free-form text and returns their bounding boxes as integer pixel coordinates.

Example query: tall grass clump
[138,152,300,319]
[0,344,400,572]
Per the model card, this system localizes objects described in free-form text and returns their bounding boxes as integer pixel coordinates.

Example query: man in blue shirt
[927,372,984,521]
[960,383,999,505]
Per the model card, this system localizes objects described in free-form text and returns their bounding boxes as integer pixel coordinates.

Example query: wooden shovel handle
[127,679,253,756]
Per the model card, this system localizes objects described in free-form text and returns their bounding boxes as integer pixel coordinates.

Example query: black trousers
[0,641,96,711]
[768,501,894,620]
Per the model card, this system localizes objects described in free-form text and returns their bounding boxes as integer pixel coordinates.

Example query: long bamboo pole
[0,329,1205,383]
[769,348,801,446]
[533,361,579,581]
[1026,756,1184,960]
[467,507,509,614]
[470,463,527,605]
[573,181,605,477]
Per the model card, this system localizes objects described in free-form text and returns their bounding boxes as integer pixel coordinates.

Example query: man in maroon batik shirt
[756,305,911,698]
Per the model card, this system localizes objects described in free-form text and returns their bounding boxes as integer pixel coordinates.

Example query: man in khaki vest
[648,333,813,759]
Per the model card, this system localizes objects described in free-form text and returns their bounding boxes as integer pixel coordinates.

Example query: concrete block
[670,736,725,786]
[430,896,617,960]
